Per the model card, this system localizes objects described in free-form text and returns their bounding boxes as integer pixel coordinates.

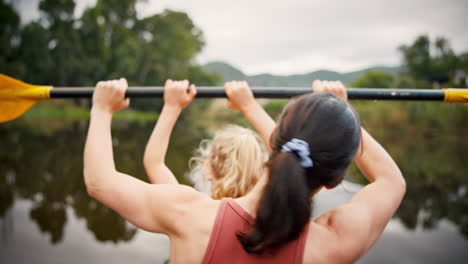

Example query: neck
[236,173,268,216]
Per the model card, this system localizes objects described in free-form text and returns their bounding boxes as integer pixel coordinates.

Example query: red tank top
[201,198,309,264]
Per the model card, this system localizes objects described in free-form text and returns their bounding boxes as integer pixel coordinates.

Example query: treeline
[1,0,467,96]
[0,0,219,110]
[352,35,468,89]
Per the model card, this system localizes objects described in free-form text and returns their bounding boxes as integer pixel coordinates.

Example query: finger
[177,80,185,90]
[172,80,180,91]
[333,81,343,96]
[225,99,232,109]
[108,80,118,91]
[312,80,320,91]
[314,80,324,92]
[189,84,197,97]
[225,82,232,95]
[337,81,345,89]
[325,81,333,93]
[322,81,329,93]
[118,98,130,110]
[332,86,340,97]
[114,80,125,96]
[242,81,248,89]
[102,80,111,88]
[341,83,348,100]
[111,79,119,88]
[118,79,127,94]
[235,81,241,90]
[120,78,128,90]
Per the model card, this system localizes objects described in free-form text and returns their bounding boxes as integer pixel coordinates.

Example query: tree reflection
[0,104,466,245]
[30,200,67,243]
[390,132,468,237]
[0,113,207,244]
[350,102,468,238]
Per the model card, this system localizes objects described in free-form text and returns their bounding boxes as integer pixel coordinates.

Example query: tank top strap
[201,198,229,264]
[224,198,255,225]
[294,221,310,263]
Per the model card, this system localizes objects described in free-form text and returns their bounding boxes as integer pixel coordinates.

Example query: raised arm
[312,80,406,261]
[224,81,276,149]
[143,80,196,184]
[84,79,203,235]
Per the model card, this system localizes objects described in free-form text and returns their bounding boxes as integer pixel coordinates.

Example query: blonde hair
[189,125,269,199]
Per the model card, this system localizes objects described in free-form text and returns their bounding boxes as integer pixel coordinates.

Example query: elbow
[143,155,152,170]
[86,184,98,198]
[399,175,407,196]
[394,170,406,197]
[83,167,106,198]
[143,157,154,172]
[83,169,98,198]
[143,154,163,171]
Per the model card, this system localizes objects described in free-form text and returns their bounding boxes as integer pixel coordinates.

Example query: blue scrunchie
[281,138,314,168]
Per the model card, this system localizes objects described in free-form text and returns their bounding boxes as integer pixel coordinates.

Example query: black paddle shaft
[50,87,445,101]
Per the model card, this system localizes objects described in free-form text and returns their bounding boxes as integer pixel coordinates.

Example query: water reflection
[350,125,468,238]
[0,115,207,244]
[0,102,467,262]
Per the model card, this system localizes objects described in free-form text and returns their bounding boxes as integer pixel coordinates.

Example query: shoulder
[146,184,213,234]
[148,184,208,202]
[311,205,372,262]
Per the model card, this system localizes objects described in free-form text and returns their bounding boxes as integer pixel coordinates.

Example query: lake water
[1,101,467,263]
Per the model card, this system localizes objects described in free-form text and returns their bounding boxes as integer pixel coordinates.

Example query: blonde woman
[142,79,269,197]
[186,125,269,199]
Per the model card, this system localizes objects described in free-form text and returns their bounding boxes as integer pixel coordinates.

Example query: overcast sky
[14,0,468,75]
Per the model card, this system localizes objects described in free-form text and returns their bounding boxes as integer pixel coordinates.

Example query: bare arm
[84,79,203,235]
[347,128,406,247]
[312,80,406,260]
[224,81,276,149]
[143,80,196,184]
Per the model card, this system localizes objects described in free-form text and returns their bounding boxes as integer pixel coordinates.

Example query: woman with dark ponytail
[84,78,406,263]
[234,81,363,254]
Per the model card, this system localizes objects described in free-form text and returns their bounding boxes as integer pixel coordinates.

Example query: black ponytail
[237,93,361,254]
[237,152,320,253]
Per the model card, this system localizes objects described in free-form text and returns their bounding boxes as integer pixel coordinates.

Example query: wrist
[240,100,260,115]
[91,106,113,117]
[162,104,183,115]
[90,107,113,125]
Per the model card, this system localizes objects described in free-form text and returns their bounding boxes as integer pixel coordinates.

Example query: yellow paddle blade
[443,88,468,103]
[0,74,52,123]
[0,99,37,123]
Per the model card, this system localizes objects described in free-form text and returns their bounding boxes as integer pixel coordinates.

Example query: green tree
[351,70,395,88]
[16,22,53,84]
[399,35,462,87]
[38,0,86,86]
[0,0,23,77]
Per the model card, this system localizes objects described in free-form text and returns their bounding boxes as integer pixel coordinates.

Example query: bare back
[165,185,403,264]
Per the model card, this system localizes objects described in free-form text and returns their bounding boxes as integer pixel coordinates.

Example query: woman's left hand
[312,80,348,101]
[164,79,197,110]
[224,81,256,113]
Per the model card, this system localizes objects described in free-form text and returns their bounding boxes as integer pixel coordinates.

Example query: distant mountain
[203,62,246,82]
[203,61,401,87]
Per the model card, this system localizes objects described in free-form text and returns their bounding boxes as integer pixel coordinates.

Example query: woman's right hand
[92,78,130,114]
[224,81,256,112]
[312,80,348,101]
